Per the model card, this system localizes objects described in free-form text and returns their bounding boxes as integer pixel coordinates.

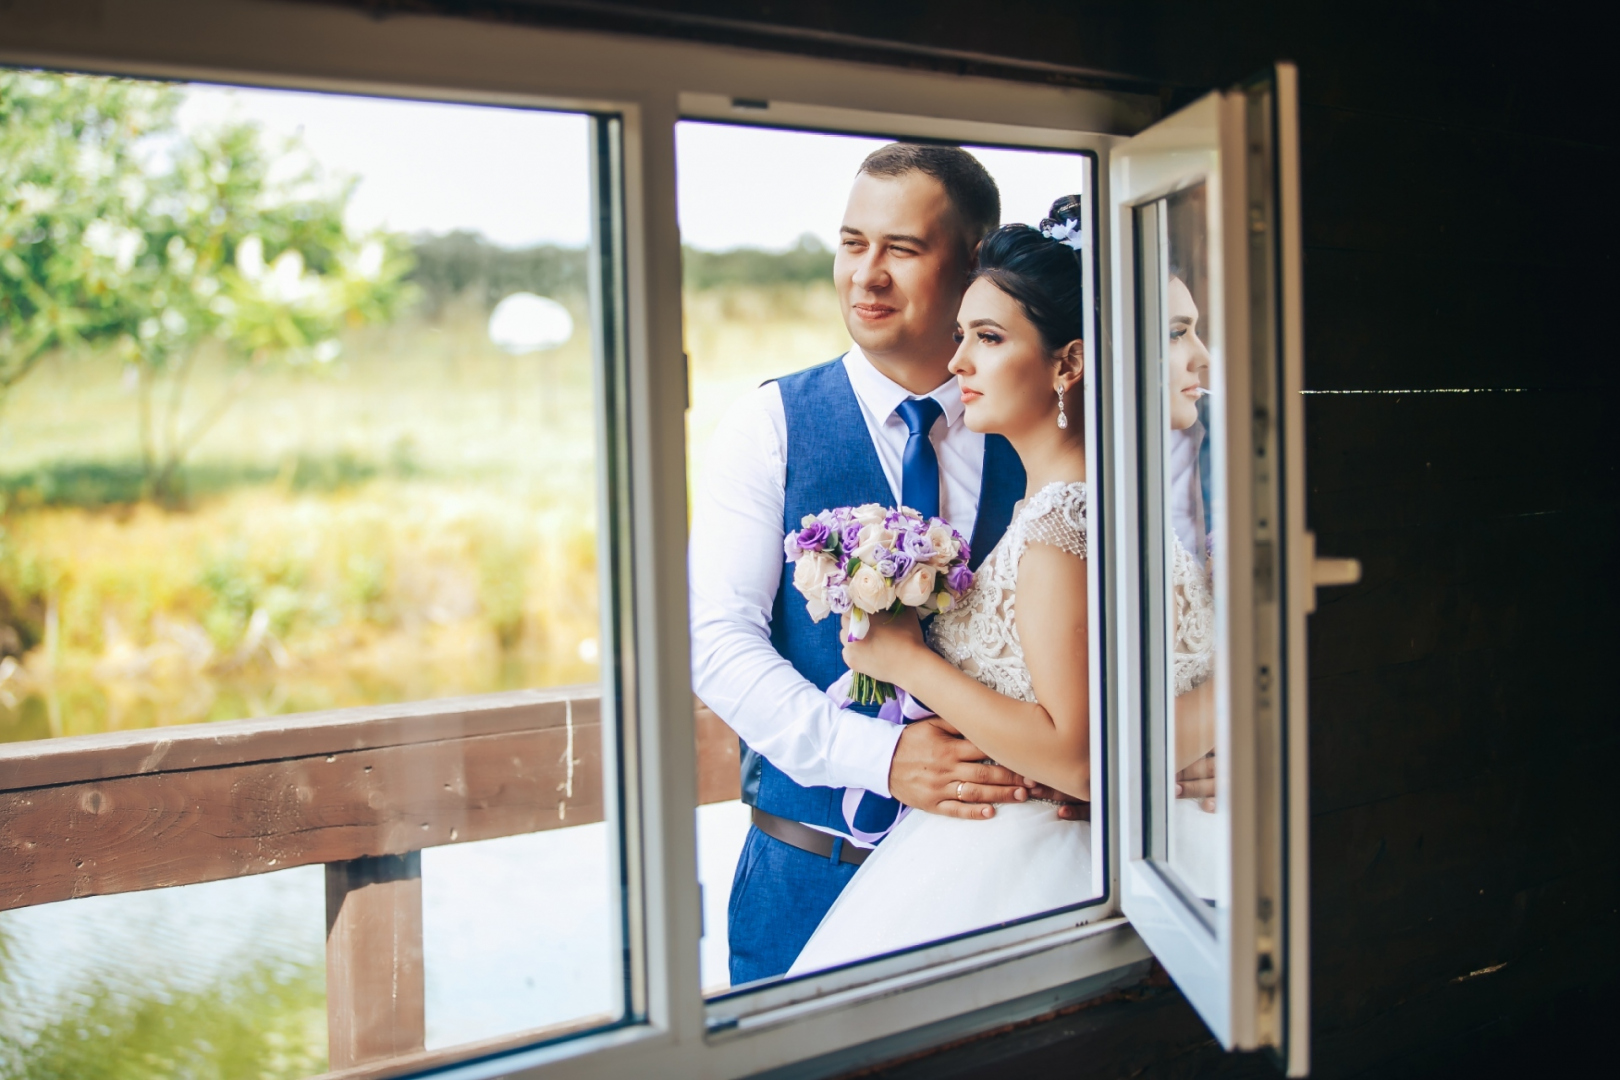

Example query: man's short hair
[858,143,1001,248]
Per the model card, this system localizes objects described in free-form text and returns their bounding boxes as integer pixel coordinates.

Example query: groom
[691,144,1049,985]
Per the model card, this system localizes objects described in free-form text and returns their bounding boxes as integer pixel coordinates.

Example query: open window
[0,4,1322,1077]
[1107,64,1310,1074]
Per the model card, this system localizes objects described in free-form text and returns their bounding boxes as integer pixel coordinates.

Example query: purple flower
[794,521,832,552]
[956,537,972,565]
[945,564,974,594]
[899,529,937,563]
[826,583,852,614]
[840,523,863,556]
[874,549,915,581]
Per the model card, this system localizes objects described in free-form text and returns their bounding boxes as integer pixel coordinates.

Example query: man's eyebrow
[840,226,865,237]
[882,232,929,246]
[967,318,1006,330]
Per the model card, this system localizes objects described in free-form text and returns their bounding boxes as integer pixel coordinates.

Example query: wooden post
[325,852,425,1069]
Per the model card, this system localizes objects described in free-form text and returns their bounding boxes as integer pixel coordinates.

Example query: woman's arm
[1174,674,1216,772]
[842,542,1091,799]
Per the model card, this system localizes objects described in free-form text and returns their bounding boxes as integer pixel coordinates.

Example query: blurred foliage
[0,451,412,510]
[681,233,833,291]
[408,231,587,314]
[0,69,415,503]
[0,72,177,397]
[0,483,602,737]
[404,231,834,315]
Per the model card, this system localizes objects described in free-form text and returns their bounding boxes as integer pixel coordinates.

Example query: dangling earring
[1056,385,1068,430]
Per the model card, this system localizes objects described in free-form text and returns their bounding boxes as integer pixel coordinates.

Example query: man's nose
[851,250,889,290]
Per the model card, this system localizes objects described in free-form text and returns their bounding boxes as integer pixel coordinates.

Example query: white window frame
[0,3,1297,1077]
[1107,69,1310,1076]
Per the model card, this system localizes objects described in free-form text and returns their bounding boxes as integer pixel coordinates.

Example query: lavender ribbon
[824,672,937,842]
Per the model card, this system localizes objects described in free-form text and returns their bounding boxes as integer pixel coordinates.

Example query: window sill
[436,920,1151,1080]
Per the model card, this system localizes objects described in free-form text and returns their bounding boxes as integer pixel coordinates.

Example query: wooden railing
[0,686,741,1078]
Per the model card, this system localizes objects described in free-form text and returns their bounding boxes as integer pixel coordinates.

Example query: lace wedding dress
[1169,530,1221,900]
[788,481,1094,976]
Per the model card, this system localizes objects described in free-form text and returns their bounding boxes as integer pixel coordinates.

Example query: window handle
[1304,531,1360,613]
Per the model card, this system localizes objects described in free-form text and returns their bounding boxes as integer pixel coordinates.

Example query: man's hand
[1016,776,1091,821]
[1176,751,1216,812]
[889,719,1027,819]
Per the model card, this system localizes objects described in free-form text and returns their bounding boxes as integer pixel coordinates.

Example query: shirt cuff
[827,709,906,799]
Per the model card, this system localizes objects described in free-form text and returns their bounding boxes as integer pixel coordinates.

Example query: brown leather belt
[751,807,871,866]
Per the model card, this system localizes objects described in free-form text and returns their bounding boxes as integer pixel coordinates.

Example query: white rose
[925,524,960,566]
[852,503,888,526]
[793,552,839,619]
[847,564,897,613]
[895,564,937,607]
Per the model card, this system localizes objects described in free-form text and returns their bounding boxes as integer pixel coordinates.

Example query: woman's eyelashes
[976,329,1003,345]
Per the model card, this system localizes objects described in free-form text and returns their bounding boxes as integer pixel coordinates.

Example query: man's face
[834,171,971,365]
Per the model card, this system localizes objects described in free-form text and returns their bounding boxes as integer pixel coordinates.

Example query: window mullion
[615,93,706,1048]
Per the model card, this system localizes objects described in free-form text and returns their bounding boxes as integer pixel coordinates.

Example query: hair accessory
[1041,217,1086,252]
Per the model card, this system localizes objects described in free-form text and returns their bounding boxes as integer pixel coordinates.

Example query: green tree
[0,71,175,412]
[2,70,415,502]
[119,119,415,501]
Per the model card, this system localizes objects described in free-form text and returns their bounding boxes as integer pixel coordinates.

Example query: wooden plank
[0,716,604,911]
[0,686,589,793]
[0,692,747,912]
[326,853,425,1069]
[694,697,741,805]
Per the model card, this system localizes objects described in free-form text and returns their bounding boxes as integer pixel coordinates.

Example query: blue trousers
[727,824,860,986]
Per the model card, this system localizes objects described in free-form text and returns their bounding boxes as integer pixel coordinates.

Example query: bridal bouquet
[784,503,974,706]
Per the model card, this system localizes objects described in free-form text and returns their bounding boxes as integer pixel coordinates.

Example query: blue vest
[740,357,1027,834]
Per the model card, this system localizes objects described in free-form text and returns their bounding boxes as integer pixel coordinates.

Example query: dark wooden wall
[329,3,1619,1076]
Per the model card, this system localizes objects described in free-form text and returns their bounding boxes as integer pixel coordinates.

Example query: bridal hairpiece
[1041,217,1086,252]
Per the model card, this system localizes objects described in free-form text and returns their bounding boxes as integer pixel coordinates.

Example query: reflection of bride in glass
[788,202,1093,976]
[1166,257,1221,901]
[1167,265,1216,803]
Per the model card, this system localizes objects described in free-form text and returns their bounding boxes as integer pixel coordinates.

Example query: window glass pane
[1136,183,1226,911]
[679,121,1102,994]
[0,71,625,1074]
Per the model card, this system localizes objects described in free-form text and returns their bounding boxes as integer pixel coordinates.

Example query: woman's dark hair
[972,196,1086,353]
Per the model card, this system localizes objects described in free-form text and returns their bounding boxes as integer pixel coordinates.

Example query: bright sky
[178,84,594,248]
[674,122,1088,251]
[177,85,1088,252]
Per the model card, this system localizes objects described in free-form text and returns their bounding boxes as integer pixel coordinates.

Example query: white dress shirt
[688,347,986,807]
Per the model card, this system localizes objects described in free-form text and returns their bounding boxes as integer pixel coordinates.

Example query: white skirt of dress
[787,800,1093,976]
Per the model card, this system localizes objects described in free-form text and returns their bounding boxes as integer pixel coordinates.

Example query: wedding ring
[956,780,966,800]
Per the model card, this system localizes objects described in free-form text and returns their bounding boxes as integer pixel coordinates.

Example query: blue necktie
[895,397,944,519]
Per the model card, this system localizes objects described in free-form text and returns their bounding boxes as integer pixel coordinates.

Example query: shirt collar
[844,345,966,428]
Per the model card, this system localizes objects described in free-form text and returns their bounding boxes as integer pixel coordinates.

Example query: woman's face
[1167,275,1210,431]
[948,277,1077,437]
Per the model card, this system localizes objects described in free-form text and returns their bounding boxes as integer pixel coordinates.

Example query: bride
[789,207,1095,975]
